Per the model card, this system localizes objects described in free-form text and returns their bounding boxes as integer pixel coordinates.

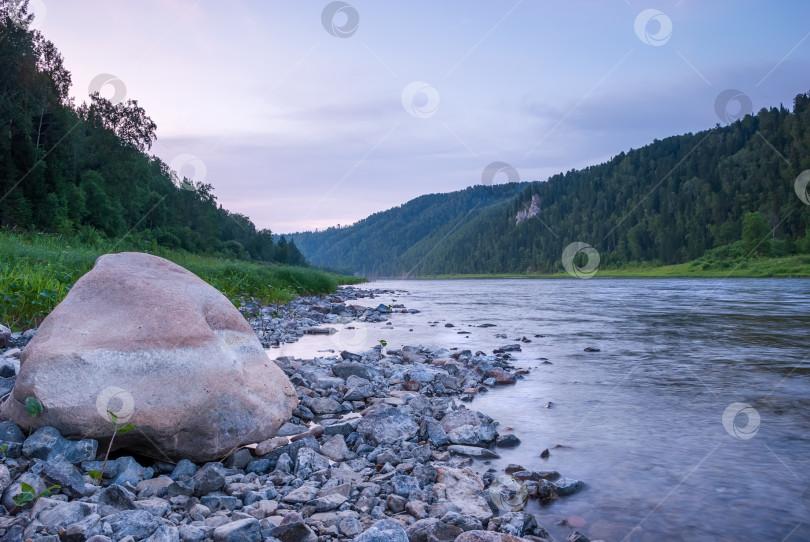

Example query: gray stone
[357,406,418,445]
[338,516,363,536]
[260,436,319,467]
[245,458,270,474]
[447,445,499,458]
[568,531,591,542]
[319,434,349,462]
[331,362,381,381]
[212,518,261,542]
[136,497,172,517]
[178,524,206,542]
[104,509,162,540]
[343,375,374,400]
[22,426,97,463]
[33,498,96,531]
[41,458,87,498]
[276,422,308,437]
[405,518,463,542]
[455,531,527,541]
[224,448,253,470]
[267,512,317,541]
[322,419,358,437]
[0,421,24,459]
[192,463,226,497]
[136,476,173,496]
[387,494,406,513]
[495,434,521,448]
[170,459,198,480]
[312,492,347,512]
[188,503,211,521]
[412,464,437,487]
[553,477,585,496]
[166,479,194,498]
[0,375,13,399]
[536,479,557,500]
[441,512,483,532]
[308,397,342,415]
[488,512,548,538]
[435,466,492,521]
[353,518,409,542]
[60,512,104,542]
[0,465,12,495]
[294,447,330,478]
[98,484,137,513]
[282,483,318,504]
[421,418,449,446]
[440,409,484,433]
[0,324,10,348]
[110,456,154,487]
[275,452,293,473]
[144,526,180,542]
[200,494,241,512]
[391,475,420,497]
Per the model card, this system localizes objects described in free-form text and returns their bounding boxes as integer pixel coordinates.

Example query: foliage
[0,229,364,331]
[293,94,810,276]
[12,482,60,516]
[742,211,771,256]
[24,396,42,418]
[289,184,527,276]
[89,409,136,485]
[0,1,305,266]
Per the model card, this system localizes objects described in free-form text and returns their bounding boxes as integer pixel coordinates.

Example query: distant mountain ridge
[289,183,527,276]
[289,92,810,276]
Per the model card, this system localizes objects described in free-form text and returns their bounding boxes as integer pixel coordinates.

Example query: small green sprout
[92,409,137,485]
[378,339,387,348]
[25,397,42,418]
[13,482,60,517]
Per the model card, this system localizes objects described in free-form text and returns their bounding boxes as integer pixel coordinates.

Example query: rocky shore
[0,286,594,542]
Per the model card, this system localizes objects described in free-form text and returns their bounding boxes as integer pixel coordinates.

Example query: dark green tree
[742,211,771,256]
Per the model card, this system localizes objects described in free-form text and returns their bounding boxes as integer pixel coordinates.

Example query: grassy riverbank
[0,229,364,331]
[425,244,810,279]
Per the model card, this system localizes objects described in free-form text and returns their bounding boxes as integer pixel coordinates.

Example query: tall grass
[0,229,364,331]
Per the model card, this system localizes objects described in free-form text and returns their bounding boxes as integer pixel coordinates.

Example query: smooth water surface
[273,278,810,541]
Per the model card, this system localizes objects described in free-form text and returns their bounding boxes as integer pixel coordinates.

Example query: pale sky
[31,0,810,232]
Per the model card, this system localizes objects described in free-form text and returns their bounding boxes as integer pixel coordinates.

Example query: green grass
[426,243,810,280]
[0,229,364,331]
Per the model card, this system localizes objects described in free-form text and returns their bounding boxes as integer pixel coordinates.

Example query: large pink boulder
[0,252,298,462]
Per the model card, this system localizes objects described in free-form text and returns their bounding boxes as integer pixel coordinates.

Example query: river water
[272,278,810,541]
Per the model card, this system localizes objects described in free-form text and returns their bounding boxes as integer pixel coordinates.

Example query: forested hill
[0,1,304,265]
[289,183,528,276]
[290,93,810,276]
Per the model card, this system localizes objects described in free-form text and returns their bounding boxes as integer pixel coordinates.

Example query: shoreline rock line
[0,263,591,541]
